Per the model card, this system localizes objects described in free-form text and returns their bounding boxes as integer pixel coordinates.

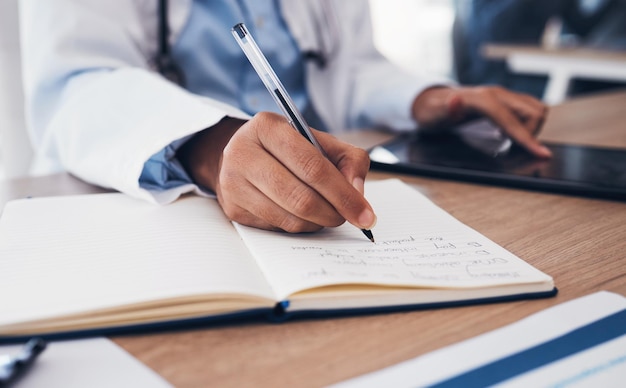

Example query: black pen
[231,23,375,242]
[0,338,47,386]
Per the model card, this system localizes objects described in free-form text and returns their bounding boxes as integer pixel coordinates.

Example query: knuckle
[222,137,247,166]
[326,214,346,228]
[217,161,240,189]
[352,147,371,166]
[253,111,275,123]
[298,154,328,184]
[254,111,283,131]
[289,185,319,218]
[221,143,237,165]
[277,217,303,233]
[220,202,245,223]
[277,215,320,233]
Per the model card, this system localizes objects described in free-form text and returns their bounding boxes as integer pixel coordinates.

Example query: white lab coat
[19,0,439,203]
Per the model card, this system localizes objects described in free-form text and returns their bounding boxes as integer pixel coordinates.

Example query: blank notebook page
[0,194,274,326]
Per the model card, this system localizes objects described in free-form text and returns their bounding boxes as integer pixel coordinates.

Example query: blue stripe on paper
[430,308,626,388]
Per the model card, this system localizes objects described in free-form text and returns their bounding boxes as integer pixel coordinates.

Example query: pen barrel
[232,23,326,156]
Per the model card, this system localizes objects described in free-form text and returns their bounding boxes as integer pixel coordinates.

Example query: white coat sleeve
[339,1,452,131]
[19,0,248,204]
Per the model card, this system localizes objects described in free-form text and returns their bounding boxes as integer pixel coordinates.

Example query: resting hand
[177,112,376,233]
[412,86,552,158]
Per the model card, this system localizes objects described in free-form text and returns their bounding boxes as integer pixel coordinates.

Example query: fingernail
[357,208,377,230]
[352,177,365,194]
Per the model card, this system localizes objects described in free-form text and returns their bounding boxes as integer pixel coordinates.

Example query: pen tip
[362,229,375,243]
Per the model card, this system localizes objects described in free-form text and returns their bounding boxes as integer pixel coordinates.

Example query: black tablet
[369,129,626,201]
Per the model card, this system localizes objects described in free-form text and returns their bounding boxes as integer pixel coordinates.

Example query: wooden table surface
[1,92,625,387]
[539,89,626,147]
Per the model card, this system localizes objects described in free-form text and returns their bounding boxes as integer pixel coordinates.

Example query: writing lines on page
[235,179,550,300]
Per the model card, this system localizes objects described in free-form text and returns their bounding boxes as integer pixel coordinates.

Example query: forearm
[177,117,247,193]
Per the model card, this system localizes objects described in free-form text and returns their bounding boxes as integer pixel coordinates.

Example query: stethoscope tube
[155,0,186,86]
[154,0,339,86]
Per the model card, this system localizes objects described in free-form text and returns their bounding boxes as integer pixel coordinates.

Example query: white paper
[0,338,171,388]
[0,193,274,327]
[235,179,552,300]
[333,291,626,388]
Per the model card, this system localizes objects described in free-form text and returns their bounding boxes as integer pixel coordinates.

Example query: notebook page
[234,179,553,300]
[0,194,275,326]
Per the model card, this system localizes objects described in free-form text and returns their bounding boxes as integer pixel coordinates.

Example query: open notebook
[0,179,555,341]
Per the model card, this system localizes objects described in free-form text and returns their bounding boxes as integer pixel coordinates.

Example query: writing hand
[177,113,376,233]
[412,86,552,158]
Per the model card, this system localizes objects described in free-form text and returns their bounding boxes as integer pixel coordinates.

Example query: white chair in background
[0,0,33,178]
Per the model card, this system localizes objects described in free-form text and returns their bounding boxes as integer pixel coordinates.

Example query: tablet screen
[369,132,626,201]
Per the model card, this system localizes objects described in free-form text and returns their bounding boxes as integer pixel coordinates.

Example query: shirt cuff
[139,135,195,191]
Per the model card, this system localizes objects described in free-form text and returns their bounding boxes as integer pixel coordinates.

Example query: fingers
[492,107,551,157]
[217,180,324,233]
[313,130,370,195]
[227,136,344,228]
[306,137,373,228]
[456,87,552,158]
[497,88,548,136]
[257,114,376,229]
[216,112,375,233]
[413,86,552,158]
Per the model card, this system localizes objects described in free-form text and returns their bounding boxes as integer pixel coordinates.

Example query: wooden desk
[539,90,626,148]
[483,44,626,104]
[1,93,625,387]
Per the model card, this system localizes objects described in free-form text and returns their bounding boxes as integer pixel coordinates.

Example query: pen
[232,23,375,243]
[0,338,47,386]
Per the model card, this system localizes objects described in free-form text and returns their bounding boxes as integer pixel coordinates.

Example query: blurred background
[1,0,625,179]
[370,0,456,78]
